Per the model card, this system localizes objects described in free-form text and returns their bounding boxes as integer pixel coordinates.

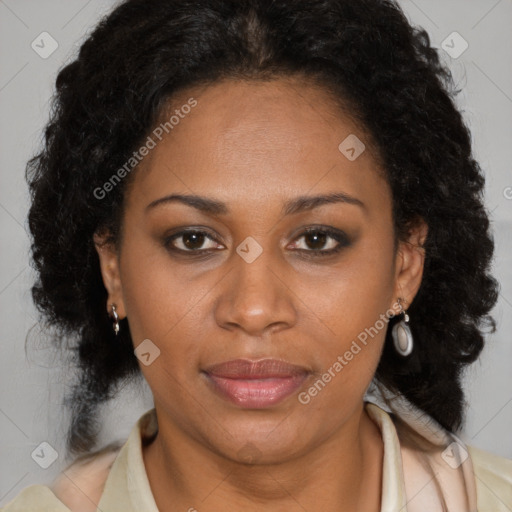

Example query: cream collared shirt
[2,401,511,511]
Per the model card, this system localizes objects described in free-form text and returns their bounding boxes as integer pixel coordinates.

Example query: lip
[202,358,310,408]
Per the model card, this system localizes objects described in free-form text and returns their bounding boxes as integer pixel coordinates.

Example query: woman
[2,0,511,510]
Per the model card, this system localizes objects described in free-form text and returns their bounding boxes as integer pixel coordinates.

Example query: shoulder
[0,484,70,511]
[2,409,155,512]
[364,393,512,511]
[1,443,122,512]
[467,444,512,511]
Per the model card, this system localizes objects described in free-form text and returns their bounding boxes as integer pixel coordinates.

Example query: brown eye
[165,230,221,253]
[301,231,331,250]
[291,227,350,257]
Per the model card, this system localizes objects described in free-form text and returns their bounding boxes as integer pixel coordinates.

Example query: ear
[390,218,428,313]
[93,230,126,319]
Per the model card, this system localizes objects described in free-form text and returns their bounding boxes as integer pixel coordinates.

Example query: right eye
[164,229,223,254]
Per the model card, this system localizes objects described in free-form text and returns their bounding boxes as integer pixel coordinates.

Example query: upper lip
[203,358,310,379]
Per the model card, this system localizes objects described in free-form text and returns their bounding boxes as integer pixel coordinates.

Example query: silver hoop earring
[110,303,120,335]
[392,298,413,356]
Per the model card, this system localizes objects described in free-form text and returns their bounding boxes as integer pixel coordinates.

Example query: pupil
[306,232,326,249]
[184,233,204,249]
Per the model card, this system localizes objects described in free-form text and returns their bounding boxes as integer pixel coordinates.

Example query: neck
[143,402,383,512]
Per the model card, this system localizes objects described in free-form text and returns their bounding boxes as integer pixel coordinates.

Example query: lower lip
[204,373,308,408]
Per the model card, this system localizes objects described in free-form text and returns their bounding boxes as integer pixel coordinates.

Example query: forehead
[126,78,389,214]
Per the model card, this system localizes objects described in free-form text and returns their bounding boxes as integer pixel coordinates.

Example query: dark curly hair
[26,0,499,456]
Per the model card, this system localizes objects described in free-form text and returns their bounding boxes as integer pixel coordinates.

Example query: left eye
[290,228,350,256]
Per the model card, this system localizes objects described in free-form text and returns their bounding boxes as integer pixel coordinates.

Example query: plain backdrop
[1,0,511,506]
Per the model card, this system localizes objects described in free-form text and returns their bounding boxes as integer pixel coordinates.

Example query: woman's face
[95,77,426,463]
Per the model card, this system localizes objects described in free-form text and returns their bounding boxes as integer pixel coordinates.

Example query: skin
[94,77,428,512]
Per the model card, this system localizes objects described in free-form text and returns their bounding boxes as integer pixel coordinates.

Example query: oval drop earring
[392,297,414,356]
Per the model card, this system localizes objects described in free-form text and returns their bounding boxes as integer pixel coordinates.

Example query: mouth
[202,358,310,409]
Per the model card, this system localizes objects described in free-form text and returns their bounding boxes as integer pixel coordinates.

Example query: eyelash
[163,226,350,258]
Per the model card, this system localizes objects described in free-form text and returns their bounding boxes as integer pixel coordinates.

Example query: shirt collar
[364,402,408,511]
[97,407,159,512]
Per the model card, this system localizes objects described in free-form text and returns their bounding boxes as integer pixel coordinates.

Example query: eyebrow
[145,192,365,216]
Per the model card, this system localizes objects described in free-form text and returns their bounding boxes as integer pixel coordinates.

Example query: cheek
[301,229,395,387]
[308,227,395,331]
[118,243,205,405]
[118,236,197,346]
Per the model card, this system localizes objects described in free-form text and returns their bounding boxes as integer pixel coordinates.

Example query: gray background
[1,0,511,505]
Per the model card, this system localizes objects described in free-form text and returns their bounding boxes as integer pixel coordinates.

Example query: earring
[109,303,120,335]
[392,298,413,356]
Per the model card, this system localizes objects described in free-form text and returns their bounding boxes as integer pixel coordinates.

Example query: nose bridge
[236,237,277,295]
[215,236,296,334]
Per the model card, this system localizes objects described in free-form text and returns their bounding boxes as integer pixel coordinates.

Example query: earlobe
[391,218,428,311]
[93,231,126,318]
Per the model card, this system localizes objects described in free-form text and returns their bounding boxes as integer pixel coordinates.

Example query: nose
[214,242,297,337]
